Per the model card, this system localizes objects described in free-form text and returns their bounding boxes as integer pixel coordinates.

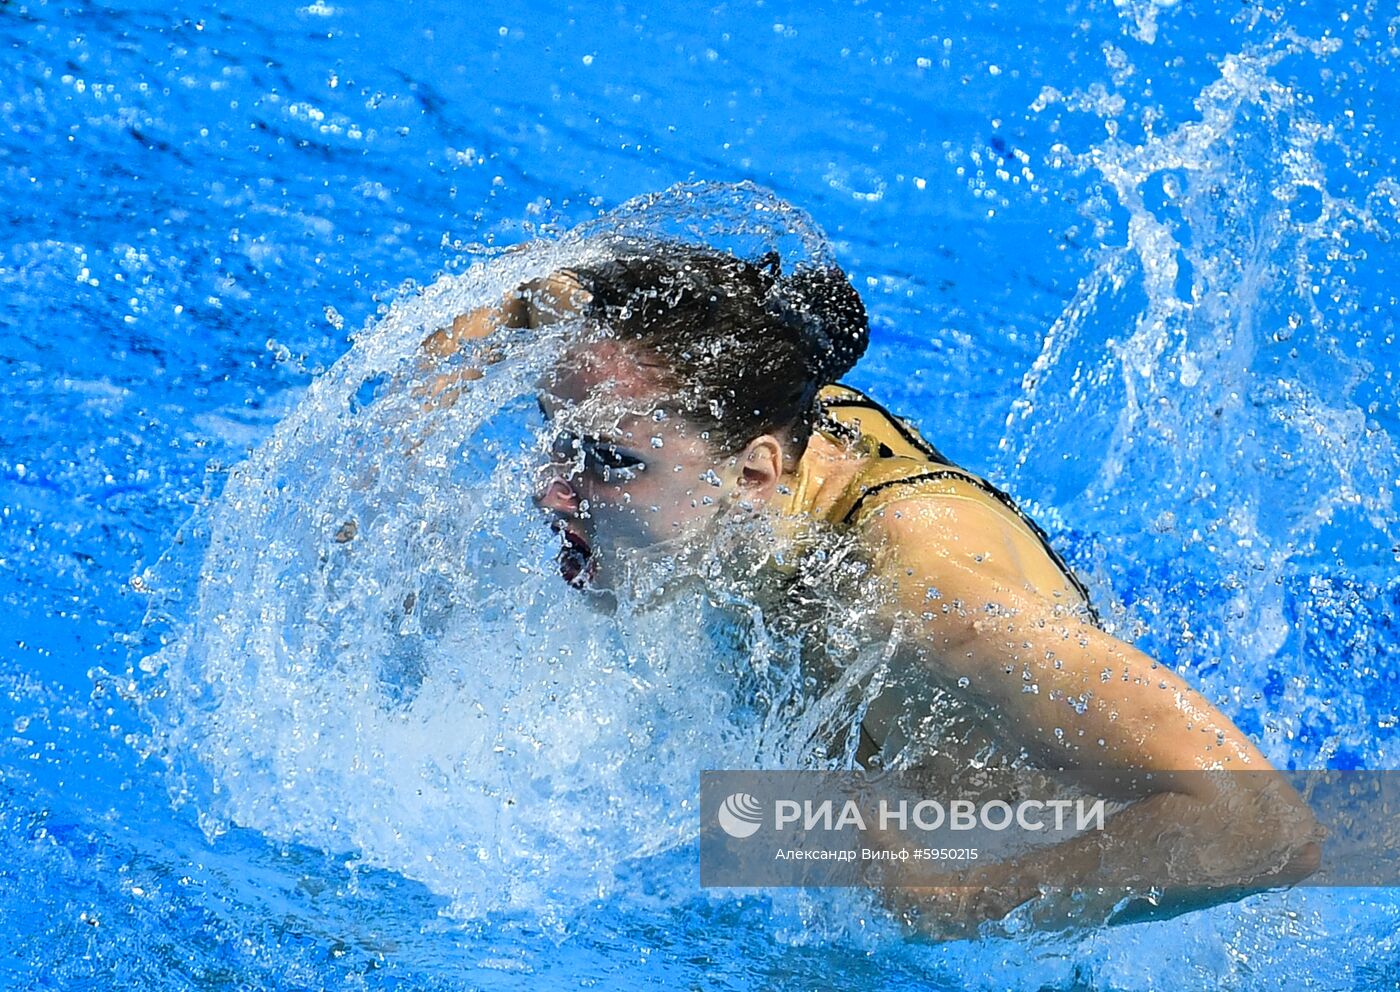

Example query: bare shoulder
[855,490,1033,596]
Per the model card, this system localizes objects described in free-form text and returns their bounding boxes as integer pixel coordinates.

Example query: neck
[776,430,864,520]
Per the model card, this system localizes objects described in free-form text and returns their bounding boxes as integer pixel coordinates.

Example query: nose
[534,469,580,513]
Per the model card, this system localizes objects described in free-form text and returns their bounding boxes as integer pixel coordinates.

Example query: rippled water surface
[3,0,1398,988]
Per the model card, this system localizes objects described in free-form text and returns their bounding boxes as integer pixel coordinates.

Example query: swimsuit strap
[817,383,954,464]
[828,460,974,526]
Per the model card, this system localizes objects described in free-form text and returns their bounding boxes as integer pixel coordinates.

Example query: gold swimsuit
[782,383,1098,622]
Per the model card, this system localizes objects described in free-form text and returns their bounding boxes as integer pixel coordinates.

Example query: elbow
[1278,837,1322,886]
[1270,799,1324,885]
[1253,783,1325,887]
[1197,772,1323,888]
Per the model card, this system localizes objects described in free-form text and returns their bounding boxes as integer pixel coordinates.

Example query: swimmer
[419,234,1321,936]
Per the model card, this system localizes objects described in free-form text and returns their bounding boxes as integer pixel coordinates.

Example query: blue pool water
[3,0,1399,987]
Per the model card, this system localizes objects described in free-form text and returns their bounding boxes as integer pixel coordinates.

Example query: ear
[734,434,785,505]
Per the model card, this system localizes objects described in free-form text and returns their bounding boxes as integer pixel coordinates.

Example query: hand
[517,268,592,327]
[416,269,592,408]
[421,269,590,359]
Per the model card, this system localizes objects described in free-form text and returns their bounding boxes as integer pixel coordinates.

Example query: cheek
[579,475,652,518]
[593,475,687,526]
[596,454,717,516]
[645,468,702,506]
[658,475,728,526]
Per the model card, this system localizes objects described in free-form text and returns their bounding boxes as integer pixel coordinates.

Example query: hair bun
[776,265,869,384]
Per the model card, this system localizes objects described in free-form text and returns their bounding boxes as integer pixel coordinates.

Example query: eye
[547,431,646,482]
[582,441,646,482]
[585,442,646,472]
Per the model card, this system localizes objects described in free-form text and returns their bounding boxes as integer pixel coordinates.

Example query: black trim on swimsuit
[820,386,953,464]
[840,469,965,525]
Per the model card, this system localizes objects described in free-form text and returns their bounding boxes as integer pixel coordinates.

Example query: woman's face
[535,339,751,589]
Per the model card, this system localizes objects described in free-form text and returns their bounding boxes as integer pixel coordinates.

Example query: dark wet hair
[569,242,868,454]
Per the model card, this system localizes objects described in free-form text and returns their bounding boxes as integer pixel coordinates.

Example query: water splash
[1112,0,1178,45]
[132,182,890,921]
[1001,26,1399,769]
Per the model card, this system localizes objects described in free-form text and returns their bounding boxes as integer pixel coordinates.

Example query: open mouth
[554,523,596,588]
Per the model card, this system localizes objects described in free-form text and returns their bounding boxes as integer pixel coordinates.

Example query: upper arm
[858,495,1273,782]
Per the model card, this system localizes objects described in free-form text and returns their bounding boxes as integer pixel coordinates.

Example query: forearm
[893,786,1321,937]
